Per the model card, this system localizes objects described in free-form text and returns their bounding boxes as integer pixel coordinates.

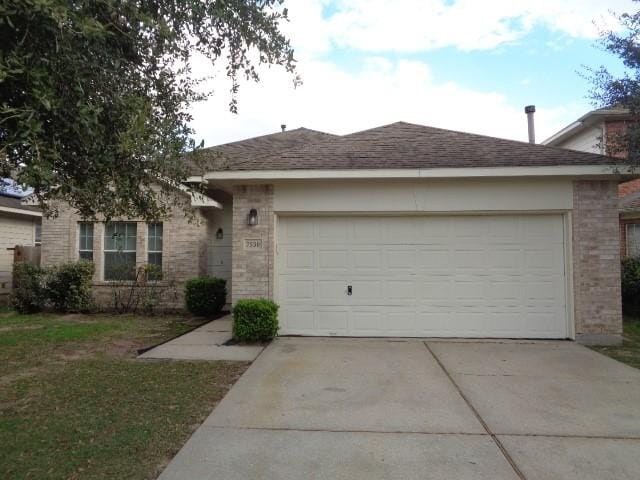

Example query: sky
[189,0,635,147]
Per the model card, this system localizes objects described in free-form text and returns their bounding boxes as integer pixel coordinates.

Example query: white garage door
[276,215,568,338]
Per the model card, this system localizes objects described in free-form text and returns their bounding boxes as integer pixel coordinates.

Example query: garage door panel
[352,249,383,270]
[349,280,383,301]
[351,310,383,333]
[317,309,349,334]
[317,280,347,303]
[281,309,315,335]
[281,249,314,271]
[386,249,417,269]
[277,215,568,338]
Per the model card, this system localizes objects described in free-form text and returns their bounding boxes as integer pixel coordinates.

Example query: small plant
[184,277,227,317]
[109,264,177,314]
[10,262,46,313]
[622,256,640,314]
[47,261,95,312]
[232,298,279,342]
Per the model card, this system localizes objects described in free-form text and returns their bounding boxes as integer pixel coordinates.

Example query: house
[42,121,632,344]
[542,108,640,258]
[0,183,42,302]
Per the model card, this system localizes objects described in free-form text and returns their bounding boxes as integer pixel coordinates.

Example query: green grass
[591,317,640,369]
[0,311,248,480]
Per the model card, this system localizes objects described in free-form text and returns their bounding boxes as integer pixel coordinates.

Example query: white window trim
[627,223,640,257]
[78,222,94,261]
[103,222,137,280]
[34,222,42,246]
[147,222,163,269]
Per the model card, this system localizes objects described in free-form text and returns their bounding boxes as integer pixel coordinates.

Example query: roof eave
[0,205,42,217]
[202,165,636,182]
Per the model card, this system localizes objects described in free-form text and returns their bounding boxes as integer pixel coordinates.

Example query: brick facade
[572,180,623,343]
[231,184,274,303]
[41,200,209,310]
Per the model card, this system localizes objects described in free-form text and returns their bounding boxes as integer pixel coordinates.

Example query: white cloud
[190,56,585,147]
[188,0,617,147]
[318,0,635,53]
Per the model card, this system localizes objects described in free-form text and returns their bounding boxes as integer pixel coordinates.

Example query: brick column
[231,185,274,303]
[572,180,623,344]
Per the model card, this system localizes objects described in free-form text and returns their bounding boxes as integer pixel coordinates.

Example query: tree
[0,0,297,220]
[588,1,640,165]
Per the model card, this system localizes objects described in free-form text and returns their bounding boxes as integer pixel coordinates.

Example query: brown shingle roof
[186,128,337,174]
[221,121,618,171]
[0,195,41,213]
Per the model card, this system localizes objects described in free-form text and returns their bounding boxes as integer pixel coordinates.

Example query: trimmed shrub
[232,298,279,342]
[10,262,46,313]
[184,277,227,317]
[622,257,640,314]
[47,261,95,312]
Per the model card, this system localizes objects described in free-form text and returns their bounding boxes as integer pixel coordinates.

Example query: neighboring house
[542,108,640,258]
[42,122,632,344]
[0,188,42,301]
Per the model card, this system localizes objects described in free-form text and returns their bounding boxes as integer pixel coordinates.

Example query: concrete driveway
[158,338,640,480]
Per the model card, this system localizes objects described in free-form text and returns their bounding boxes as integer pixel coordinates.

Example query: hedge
[232,298,279,342]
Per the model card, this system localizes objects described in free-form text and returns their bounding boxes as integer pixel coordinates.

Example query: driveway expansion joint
[424,341,528,480]
[202,424,491,436]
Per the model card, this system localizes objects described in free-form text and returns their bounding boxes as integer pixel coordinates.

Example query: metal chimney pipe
[280,124,286,133]
[524,105,536,144]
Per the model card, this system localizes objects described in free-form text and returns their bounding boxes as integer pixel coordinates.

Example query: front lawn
[591,317,640,369]
[0,311,248,480]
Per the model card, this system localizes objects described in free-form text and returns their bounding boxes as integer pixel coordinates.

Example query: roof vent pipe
[280,124,286,133]
[524,105,536,144]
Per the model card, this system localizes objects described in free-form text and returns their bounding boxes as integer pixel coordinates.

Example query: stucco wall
[556,124,604,154]
[274,178,574,212]
[206,194,233,289]
[572,180,623,343]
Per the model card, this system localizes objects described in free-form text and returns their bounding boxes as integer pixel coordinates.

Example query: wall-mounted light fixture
[215,228,223,239]
[247,208,258,226]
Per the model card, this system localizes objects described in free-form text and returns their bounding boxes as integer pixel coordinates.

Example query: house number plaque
[244,238,263,251]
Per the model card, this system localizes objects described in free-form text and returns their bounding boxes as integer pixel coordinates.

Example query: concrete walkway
[158,337,640,479]
[138,316,264,362]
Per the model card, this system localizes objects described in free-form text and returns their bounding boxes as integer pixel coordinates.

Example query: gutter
[201,165,635,182]
[0,205,42,217]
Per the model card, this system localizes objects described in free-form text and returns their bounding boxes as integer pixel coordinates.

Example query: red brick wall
[619,178,640,198]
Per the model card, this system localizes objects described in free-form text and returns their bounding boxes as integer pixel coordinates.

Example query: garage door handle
[347,285,352,296]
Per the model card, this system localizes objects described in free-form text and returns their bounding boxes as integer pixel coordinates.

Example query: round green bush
[47,260,95,312]
[622,257,640,314]
[232,299,279,342]
[10,262,46,313]
[184,277,227,317]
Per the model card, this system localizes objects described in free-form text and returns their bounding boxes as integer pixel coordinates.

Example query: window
[628,223,640,257]
[104,222,137,280]
[78,223,94,261]
[34,223,42,245]
[147,223,163,279]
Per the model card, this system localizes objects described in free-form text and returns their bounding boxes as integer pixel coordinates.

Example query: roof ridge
[272,121,617,159]
[201,127,335,151]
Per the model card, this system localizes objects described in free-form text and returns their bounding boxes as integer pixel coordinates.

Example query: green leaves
[232,298,279,342]
[0,0,296,220]
[588,4,640,165]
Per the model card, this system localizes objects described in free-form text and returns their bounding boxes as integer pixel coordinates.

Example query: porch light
[247,208,258,226]
[215,228,223,239]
